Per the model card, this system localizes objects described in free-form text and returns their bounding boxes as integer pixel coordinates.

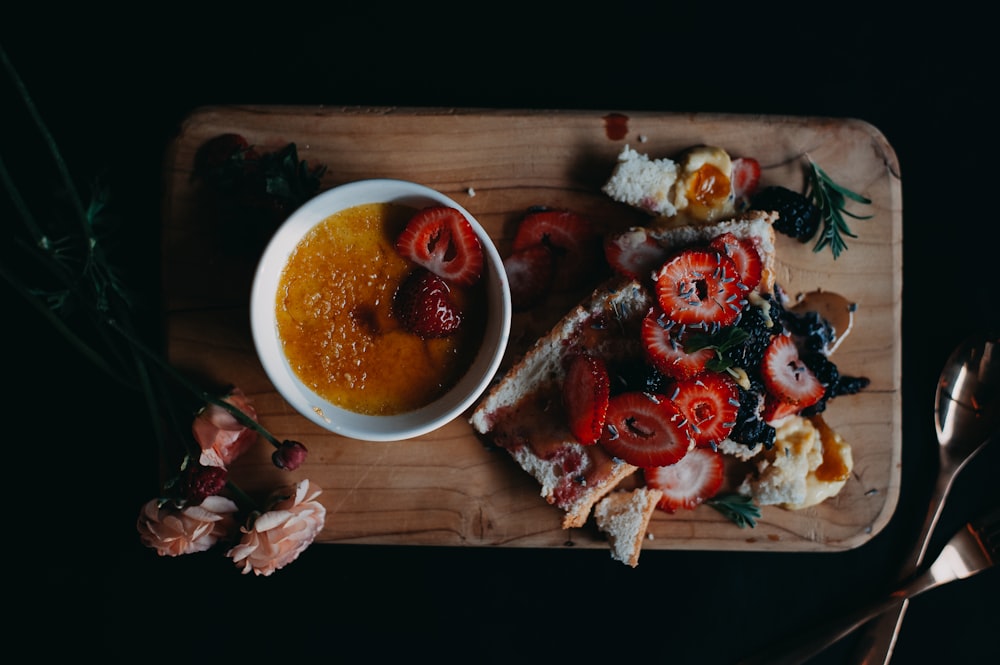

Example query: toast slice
[594,487,663,567]
[471,210,779,530]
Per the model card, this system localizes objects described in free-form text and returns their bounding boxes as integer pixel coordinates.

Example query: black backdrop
[4,6,998,664]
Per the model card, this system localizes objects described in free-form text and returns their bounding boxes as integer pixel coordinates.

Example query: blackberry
[750,186,821,242]
[607,357,670,396]
[782,308,837,354]
[729,386,776,450]
[799,351,871,416]
[730,296,783,375]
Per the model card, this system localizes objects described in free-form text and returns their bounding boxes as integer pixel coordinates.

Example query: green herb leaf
[805,160,873,259]
[706,493,761,528]
[684,326,750,372]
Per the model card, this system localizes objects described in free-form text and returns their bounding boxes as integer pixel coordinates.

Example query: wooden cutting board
[161,106,902,552]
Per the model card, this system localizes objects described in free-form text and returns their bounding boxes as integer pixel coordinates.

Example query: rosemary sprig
[706,493,762,528]
[805,159,873,259]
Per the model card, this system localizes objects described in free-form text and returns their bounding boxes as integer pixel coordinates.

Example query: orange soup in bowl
[275,202,487,416]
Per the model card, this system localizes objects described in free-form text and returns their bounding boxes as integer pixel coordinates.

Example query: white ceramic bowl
[250,179,511,441]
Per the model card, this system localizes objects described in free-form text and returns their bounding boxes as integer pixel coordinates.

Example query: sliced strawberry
[563,353,611,446]
[503,244,555,311]
[640,308,714,380]
[604,227,668,281]
[512,209,599,291]
[644,447,725,513]
[392,268,463,338]
[731,156,762,200]
[669,372,741,449]
[599,391,693,467]
[761,332,825,408]
[761,392,801,423]
[709,232,763,292]
[395,206,484,287]
[653,248,746,327]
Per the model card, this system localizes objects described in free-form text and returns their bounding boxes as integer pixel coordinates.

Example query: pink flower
[227,479,326,576]
[193,387,258,468]
[137,495,239,557]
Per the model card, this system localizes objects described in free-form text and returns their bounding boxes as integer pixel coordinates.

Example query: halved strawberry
[395,206,484,287]
[392,268,463,338]
[709,232,763,292]
[512,209,599,291]
[731,156,762,201]
[669,372,741,449]
[504,244,555,311]
[599,391,693,467]
[760,332,825,408]
[640,308,714,380]
[563,352,611,446]
[644,447,725,512]
[653,248,746,327]
[604,227,668,281]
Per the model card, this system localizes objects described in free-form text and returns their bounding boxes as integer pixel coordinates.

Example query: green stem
[107,318,284,449]
[1,44,90,243]
[225,480,260,513]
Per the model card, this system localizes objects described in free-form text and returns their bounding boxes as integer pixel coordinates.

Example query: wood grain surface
[161,106,902,552]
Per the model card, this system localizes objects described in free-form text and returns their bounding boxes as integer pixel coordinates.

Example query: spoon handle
[849,461,958,664]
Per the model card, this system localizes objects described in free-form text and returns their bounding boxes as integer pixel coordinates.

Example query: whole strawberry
[393,268,463,338]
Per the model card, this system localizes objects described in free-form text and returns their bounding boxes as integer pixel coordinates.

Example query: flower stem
[225,480,260,512]
[106,318,284,449]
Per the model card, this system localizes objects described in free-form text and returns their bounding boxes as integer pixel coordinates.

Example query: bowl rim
[249,178,512,441]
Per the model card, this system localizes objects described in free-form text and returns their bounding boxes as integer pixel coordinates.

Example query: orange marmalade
[275,202,487,416]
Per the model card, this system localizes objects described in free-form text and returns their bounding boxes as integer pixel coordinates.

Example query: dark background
[4,6,998,664]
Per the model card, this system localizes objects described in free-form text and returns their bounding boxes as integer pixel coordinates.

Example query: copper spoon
[850,331,998,664]
[738,332,999,665]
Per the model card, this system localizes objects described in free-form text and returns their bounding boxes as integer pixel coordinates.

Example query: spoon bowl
[935,332,999,457]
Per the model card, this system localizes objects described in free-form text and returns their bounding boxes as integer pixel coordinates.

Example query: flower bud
[272,440,308,470]
[179,463,228,504]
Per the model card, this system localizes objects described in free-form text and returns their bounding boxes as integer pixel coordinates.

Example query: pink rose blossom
[193,387,258,468]
[227,479,326,576]
[137,495,239,557]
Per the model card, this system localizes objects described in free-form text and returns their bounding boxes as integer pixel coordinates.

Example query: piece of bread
[601,145,679,218]
[593,487,663,567]
[471,210,779,531]
[471,277,653,528]
[646,209,779,297]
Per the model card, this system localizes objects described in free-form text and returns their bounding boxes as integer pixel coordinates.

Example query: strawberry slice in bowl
[599,391,694,467]
[396,205,485,287]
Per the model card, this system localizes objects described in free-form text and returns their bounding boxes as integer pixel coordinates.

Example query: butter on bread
[594,487,663,567]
